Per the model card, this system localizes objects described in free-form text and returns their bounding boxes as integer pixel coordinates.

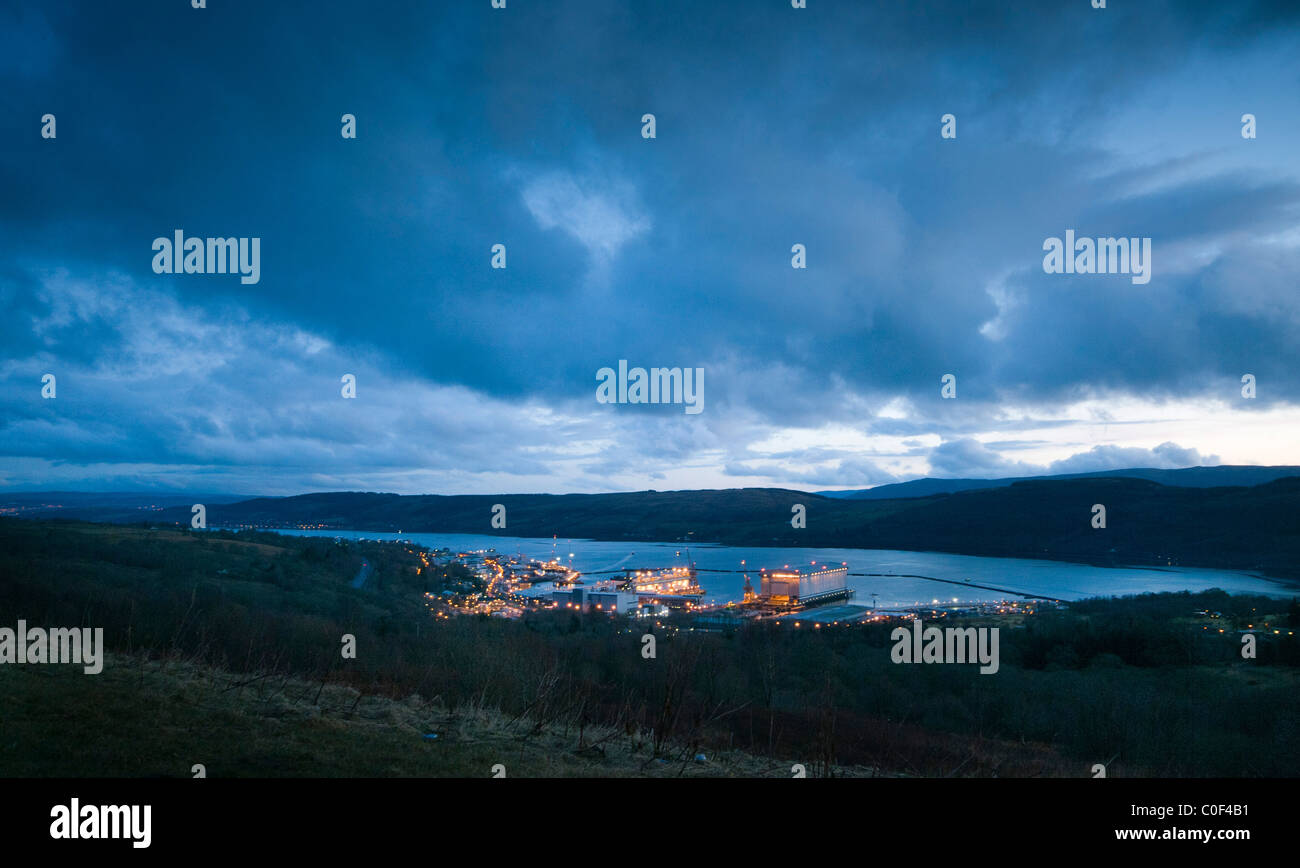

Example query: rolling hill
[88,477,1300,579]
[817,465,1300,500]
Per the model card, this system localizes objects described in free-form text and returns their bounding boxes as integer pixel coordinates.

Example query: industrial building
[551,587,639,615]
[758,563,851,607]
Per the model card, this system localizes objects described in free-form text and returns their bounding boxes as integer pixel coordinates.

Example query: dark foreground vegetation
[1,518,1297,777]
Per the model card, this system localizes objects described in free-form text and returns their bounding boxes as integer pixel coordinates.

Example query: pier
[848,572,1064,603]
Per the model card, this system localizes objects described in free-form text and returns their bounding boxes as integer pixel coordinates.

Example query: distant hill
[152,487,837,542]
[118,478,1300,580]
[817,465,1300,500]
[10,472,1300,579]
[0,491,251,520]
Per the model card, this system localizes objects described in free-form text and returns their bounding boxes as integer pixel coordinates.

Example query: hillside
[3,519,1298,777]
[818,465,1300,500]
[0,652,841,778]
[116,478,1300,579]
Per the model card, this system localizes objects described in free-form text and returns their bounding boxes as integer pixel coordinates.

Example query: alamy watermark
[596,361,703,414]
[50,799,150,849]
[0,621,104,674]
[1042,230,1151,285]
[891,618,999,674]
[152,230,261,285]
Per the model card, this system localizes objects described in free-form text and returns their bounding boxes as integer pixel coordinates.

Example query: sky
[3,0,1300,496]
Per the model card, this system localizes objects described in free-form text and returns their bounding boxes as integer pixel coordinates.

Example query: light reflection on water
[264,529,1298,608]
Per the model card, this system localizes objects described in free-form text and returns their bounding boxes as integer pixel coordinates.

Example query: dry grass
[0,652,877,778]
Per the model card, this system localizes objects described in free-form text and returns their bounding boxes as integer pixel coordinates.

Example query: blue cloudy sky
[3,0,1300,495]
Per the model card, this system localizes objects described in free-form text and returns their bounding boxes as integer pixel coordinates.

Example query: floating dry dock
[752,563,852,608]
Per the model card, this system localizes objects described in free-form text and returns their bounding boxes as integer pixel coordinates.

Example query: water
[261,529,1299,607]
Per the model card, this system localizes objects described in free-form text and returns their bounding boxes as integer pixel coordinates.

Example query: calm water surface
[264,529,1298,608]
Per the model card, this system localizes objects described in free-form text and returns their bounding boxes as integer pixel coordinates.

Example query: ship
[612,564,705,608]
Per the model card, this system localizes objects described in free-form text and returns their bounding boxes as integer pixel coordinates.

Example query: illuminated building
[759,564,850,607]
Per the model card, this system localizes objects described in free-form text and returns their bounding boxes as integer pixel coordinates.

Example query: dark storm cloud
[2,0,1298,491]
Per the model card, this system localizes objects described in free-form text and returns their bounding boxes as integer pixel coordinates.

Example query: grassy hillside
[0,653,828,778]
[2,519,1298,777]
